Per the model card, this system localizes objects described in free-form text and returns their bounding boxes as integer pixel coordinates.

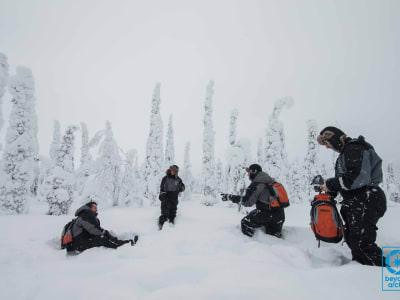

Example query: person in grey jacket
[70,201,135,253]
[221,164,285,238]
[317,126,386,266]
[158,165,185,230]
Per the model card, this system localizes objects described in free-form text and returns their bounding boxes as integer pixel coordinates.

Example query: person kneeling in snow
[158,165,185,230]
[221,164,285,238]
[69,201,134,253]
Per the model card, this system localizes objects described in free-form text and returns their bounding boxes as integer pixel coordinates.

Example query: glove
[221,193,229,201]
[159,193,167,201]
[230,195,241,204]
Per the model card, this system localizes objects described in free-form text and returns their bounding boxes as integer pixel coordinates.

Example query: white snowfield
[1,196,399,300]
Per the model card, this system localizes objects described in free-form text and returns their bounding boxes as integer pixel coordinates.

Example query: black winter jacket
[326,136,383,197]
[159,171,185,201]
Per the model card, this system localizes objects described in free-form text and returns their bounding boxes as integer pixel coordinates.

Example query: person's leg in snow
[265,208,285,238]
[168,198,178,224]
[158,198,171,229]
[340,187,386,266]
[72,235,120,253]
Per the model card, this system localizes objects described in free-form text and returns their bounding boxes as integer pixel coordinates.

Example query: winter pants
[241,208,285,238]
[159,198,178,225]
[71,235,126,253]
[340,186,386,266]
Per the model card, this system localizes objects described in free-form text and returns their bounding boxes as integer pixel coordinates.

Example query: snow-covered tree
[165,115,175,167]
[202,80,217,198]
[181,142,195,200]
[0,67,38,213]
[46,126,78,215]
[386,162,400,203]
[303,120,319,197]
[37,120,61,202]
[0,52,9,147]
[119,149,142,207]
[257,138,264,166]
[75,122,93,195]
[143,83,164,205]
[225,110,249,194]
[264,97,293,182]
[95,121,122,207]
[49,120,61,160]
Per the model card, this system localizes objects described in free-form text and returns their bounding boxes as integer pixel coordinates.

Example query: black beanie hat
[246,164,262,180]
[317,126,347,151]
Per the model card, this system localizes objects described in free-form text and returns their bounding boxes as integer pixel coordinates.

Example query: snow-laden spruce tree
[263,97,293,182]
[38,120,61,202]
[94,121,122,207]
[0,53,9,146]
[165,115,175,167]
[225,110,248,194]
[143,83,164,205]
[215,159,223,194]
[385,162,400,203]
[287,158,306,203]
[75,122,94,195]
[202,80,217,198]
[181,142,195,201]
[257,138,264,166]
[119,149,142,207]
[303,120,319,197]
[1,67,38,213]
[46,126,78,215]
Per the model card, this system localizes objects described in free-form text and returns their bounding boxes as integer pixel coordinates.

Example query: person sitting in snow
[158,165,185,230]
[69,200,137,253]
[317,126,386,266]
[221,164,285,238]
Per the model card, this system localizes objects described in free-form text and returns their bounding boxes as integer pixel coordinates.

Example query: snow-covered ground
[1,196,399,300]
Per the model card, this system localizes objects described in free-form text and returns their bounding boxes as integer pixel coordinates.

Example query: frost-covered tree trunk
[49,120,61,160]
[386,162,400,203]
[264,97,293,182]
[215,159,223,194]
[143,83,164,205]
[1,67,38,214]
[0,53,9,149]
[287,159,306,203]
[95,121,122,207]
[165,115,175,167]
[75,122,93,195]
[119,149,142,207]
[181,142,195,201]
[46,126,78,215]
[202,80,217,198]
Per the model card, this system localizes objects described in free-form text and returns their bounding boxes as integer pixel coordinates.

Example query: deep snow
[1,196,399,300]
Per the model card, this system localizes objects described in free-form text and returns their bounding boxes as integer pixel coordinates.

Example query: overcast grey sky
[1,0,399,171]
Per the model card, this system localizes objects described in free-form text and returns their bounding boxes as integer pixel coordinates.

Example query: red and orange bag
[268,182,290,208]
[310,194,344,246]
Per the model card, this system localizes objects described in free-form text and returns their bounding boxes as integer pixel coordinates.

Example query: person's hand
[321,185,329,192]
[230,195,241,204]
[221,193,229,201]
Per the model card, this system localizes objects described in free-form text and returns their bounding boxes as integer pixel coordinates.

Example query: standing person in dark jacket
[158,165,185,230]
[317,126,386,266]
[221,164,285,238]
[70,201,137,253]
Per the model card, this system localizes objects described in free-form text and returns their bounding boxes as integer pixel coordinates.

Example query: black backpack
[60,219,77,251]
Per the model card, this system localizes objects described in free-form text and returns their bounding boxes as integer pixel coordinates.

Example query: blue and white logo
[383,247,400,291]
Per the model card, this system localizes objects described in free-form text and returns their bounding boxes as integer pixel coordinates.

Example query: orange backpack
[310,194,344,246]
[268,182,290,208]
[60,219,76,250]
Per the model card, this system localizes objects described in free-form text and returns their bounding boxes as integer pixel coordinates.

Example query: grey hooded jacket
[241,171,274,208]
[71,205,105,238]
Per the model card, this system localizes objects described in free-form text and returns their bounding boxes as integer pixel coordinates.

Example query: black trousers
[241,208,285,238]
[159,198,178,225]
[340,186,386,266]
[71,234,125,253]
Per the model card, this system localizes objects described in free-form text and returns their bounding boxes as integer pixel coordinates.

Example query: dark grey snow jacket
[71,205,105,238]
[241,171,275,210]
